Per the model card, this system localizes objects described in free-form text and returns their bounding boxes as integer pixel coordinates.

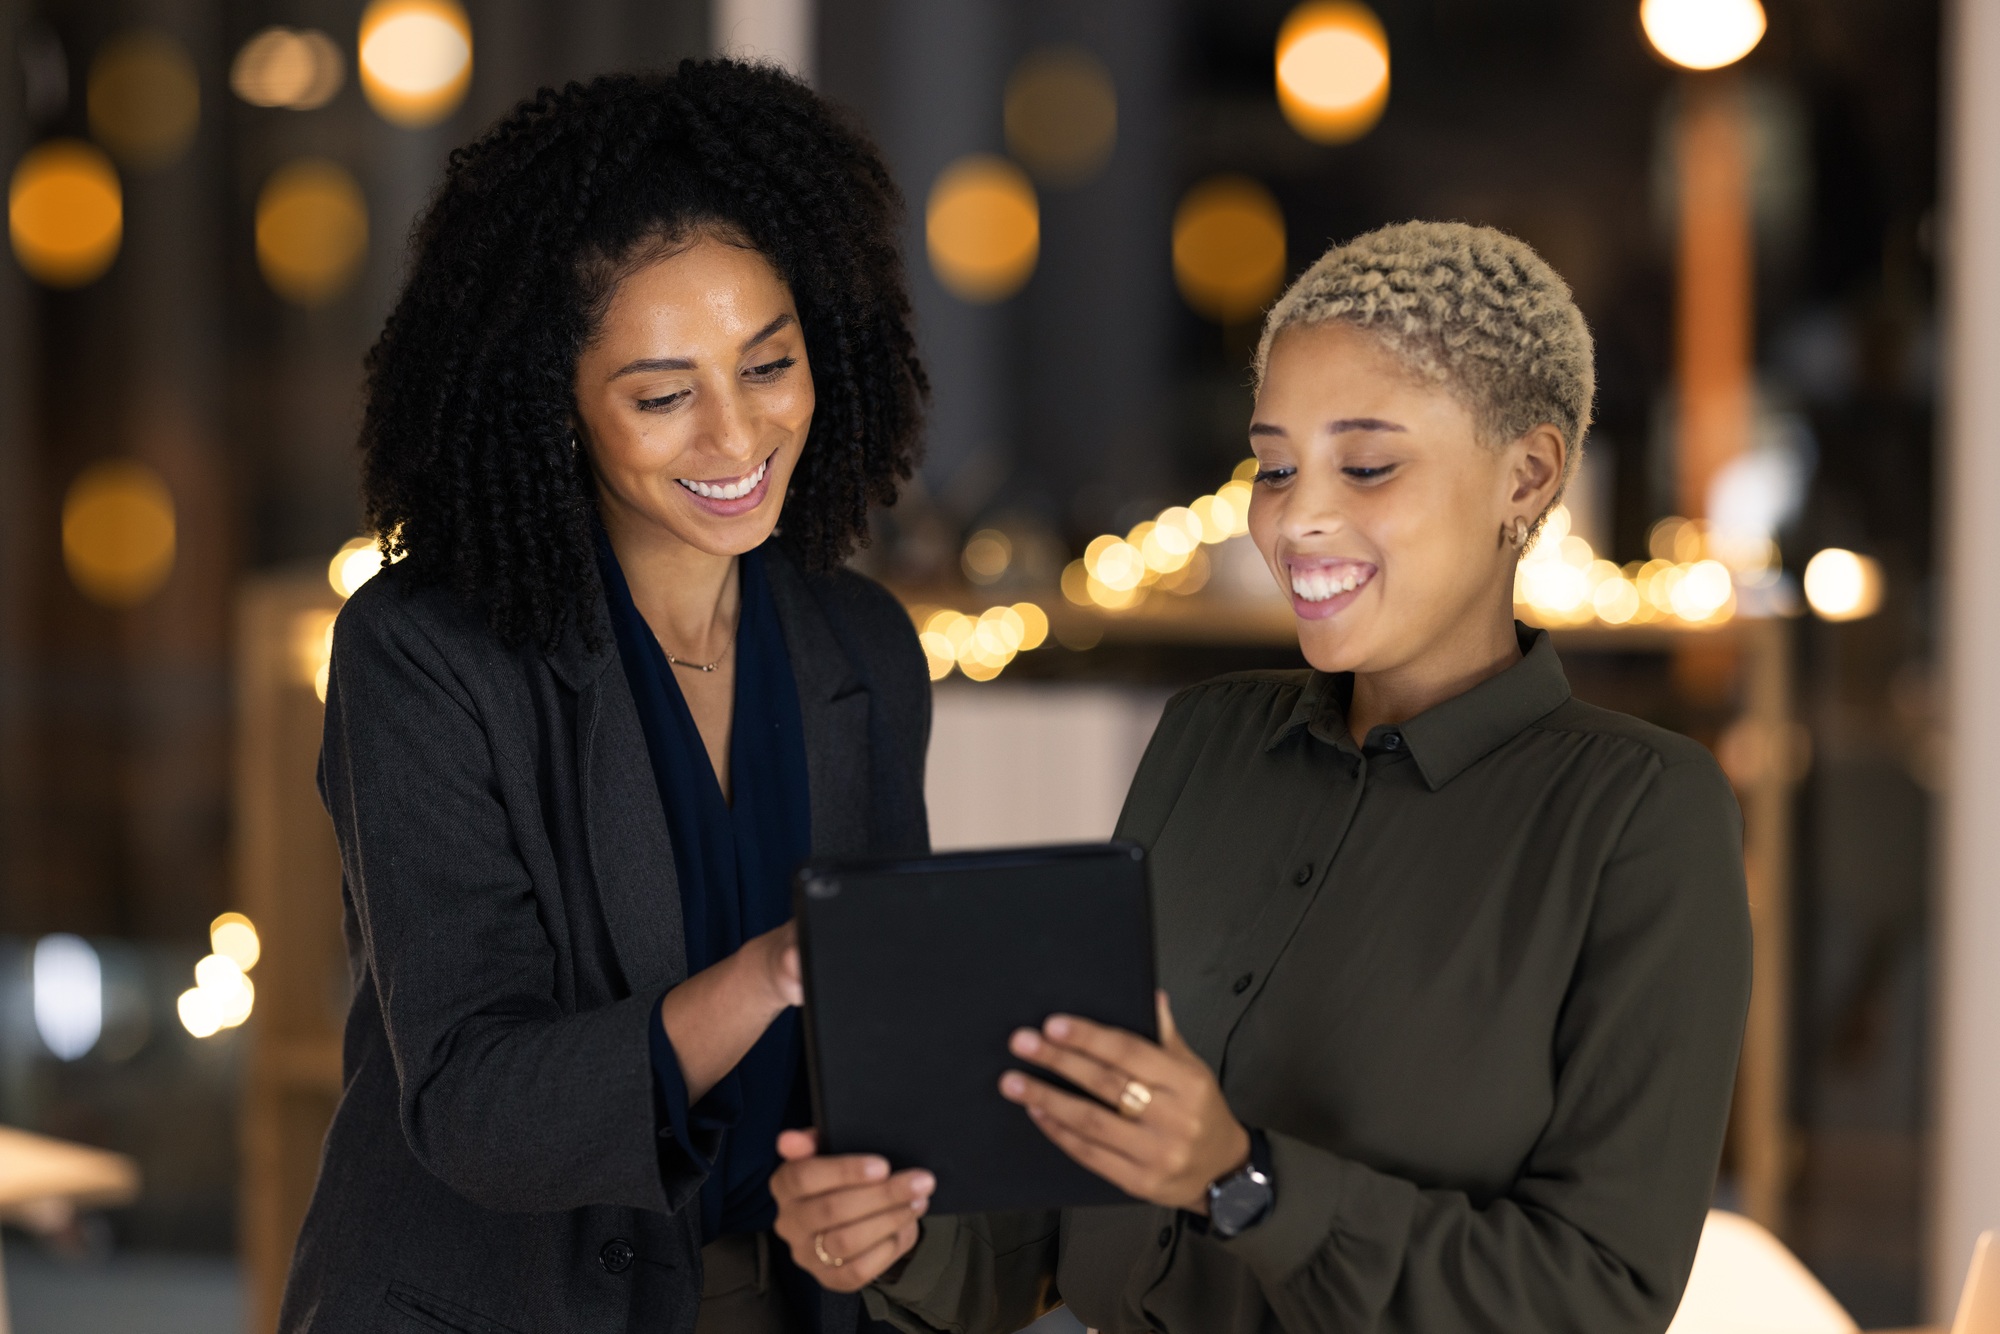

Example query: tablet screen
[795,842,1156,1214]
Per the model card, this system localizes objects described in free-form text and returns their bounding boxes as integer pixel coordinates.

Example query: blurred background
[1,0,1993,1330]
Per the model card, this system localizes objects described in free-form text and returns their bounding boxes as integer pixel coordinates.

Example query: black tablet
[794,841,1157,1214]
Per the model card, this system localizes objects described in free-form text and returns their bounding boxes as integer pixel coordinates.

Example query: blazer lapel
[550,606,687,997]
[765,551,873,862]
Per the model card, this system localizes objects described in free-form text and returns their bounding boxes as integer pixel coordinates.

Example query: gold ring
[1118,1078,1153,1118]
[813,1232,844,1269]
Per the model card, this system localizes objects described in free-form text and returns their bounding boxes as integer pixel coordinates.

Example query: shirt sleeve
[863,1212,1065,1334]
[1206,754,1753,1334]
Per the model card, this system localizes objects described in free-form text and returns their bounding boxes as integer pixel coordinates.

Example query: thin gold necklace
[662,646,726,673]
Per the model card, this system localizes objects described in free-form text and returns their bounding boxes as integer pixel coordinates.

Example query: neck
[1347,595,1521,744]
[600,500,742,661]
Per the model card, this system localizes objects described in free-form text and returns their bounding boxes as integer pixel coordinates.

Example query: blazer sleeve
[820,567,933,856]
[1207,753,1753,1333]
[319,584,682,1216]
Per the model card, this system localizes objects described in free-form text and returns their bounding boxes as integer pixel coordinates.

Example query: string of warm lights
[1066,463,1257,611]
[906,602,1052,682]
[1515,507,1751,628]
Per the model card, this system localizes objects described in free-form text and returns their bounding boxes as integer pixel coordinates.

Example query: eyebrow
[1247,417,1409,439]
[608,313,798,380]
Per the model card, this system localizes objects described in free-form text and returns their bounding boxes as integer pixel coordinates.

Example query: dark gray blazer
[281,548,931,1334]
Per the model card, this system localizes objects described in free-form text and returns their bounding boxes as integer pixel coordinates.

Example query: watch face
[1209,1170,1273,1237]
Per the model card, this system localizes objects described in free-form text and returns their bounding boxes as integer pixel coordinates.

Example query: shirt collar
[1267,625,1572,790]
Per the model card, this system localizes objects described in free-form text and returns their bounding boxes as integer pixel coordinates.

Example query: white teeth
[677,459,767,502]
[1290,567,1368,602]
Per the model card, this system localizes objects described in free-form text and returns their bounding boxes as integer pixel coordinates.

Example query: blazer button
[1232,973,1254,995]
[1293,863,1314,886]
[600,1238,634,1274]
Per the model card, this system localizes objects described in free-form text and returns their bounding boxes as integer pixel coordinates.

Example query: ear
[1505,424,1568,516]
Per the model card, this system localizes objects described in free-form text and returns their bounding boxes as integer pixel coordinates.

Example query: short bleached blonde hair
[1255,220,1595,499]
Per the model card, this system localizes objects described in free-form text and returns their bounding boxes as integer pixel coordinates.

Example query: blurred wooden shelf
[236,571,350,1334]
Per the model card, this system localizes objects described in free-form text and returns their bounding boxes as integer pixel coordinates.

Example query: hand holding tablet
[772,841,1260,1285]
[790,842,1158,1213]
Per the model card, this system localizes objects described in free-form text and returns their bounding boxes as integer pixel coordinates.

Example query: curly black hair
[359,60,927,647]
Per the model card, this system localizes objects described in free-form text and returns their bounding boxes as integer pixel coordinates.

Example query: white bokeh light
[33,933,103,1061]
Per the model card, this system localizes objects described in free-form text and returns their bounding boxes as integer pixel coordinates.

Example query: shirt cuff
[1214,1129,1362,1284]
[862,1216,962,1326]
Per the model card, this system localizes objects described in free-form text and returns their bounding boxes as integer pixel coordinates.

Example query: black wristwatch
[1203,1129,1276,1239]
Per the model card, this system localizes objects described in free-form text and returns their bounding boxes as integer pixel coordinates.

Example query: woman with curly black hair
[282,61,934,1334]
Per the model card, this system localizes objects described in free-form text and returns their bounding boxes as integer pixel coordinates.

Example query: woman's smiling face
[573,231,815,557]
[1247,321,1562,677]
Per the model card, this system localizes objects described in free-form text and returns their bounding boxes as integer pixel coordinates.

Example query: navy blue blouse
[598,535,813,1242]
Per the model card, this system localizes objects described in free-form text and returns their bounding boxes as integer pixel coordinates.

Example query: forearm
[659,930,791,1102]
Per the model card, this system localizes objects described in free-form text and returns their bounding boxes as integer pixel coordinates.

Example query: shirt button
[1158,1226,1173,1248]
[1232,973,1254,994]
[600,1238,634,1273]
[1383,731,1403,751]
[1293,863,1314,886]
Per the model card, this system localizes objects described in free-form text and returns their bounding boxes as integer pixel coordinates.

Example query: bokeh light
[961,529,1013,584]
[62,460,176,607]
[1802,548,1882,622]
[329,536,387,599]
[210,912,262,972]
[916,601,1053,681]
[33,934,102,1061]
[358,0,472,128]
[926,154,1040,303]
[1173,175,1287,323]
[87,30,201,170]
[232,27,346,110]
[178,987,224,1039]
[256,159,369,306]
[1513,503,1753,629]
[1012,602,1050,650]
[189,954,255,1031]
[1639,0,1767,71]
[1004,45,1118,186]
[179,947,255,1037]
[1275,2,1391,144]
[1060,469,1254,619]
[9,139,123,288]
[295,608,338,702]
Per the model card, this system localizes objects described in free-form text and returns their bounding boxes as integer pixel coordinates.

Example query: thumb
[776,1127,819,1161]
[777,945,804,1007]
[1156,990,1186,1050]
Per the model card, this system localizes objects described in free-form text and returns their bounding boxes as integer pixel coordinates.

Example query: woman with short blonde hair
[771,221,1752,1334]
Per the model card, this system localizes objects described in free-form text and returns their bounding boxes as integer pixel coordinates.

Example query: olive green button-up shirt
[869,629,1752,1334]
